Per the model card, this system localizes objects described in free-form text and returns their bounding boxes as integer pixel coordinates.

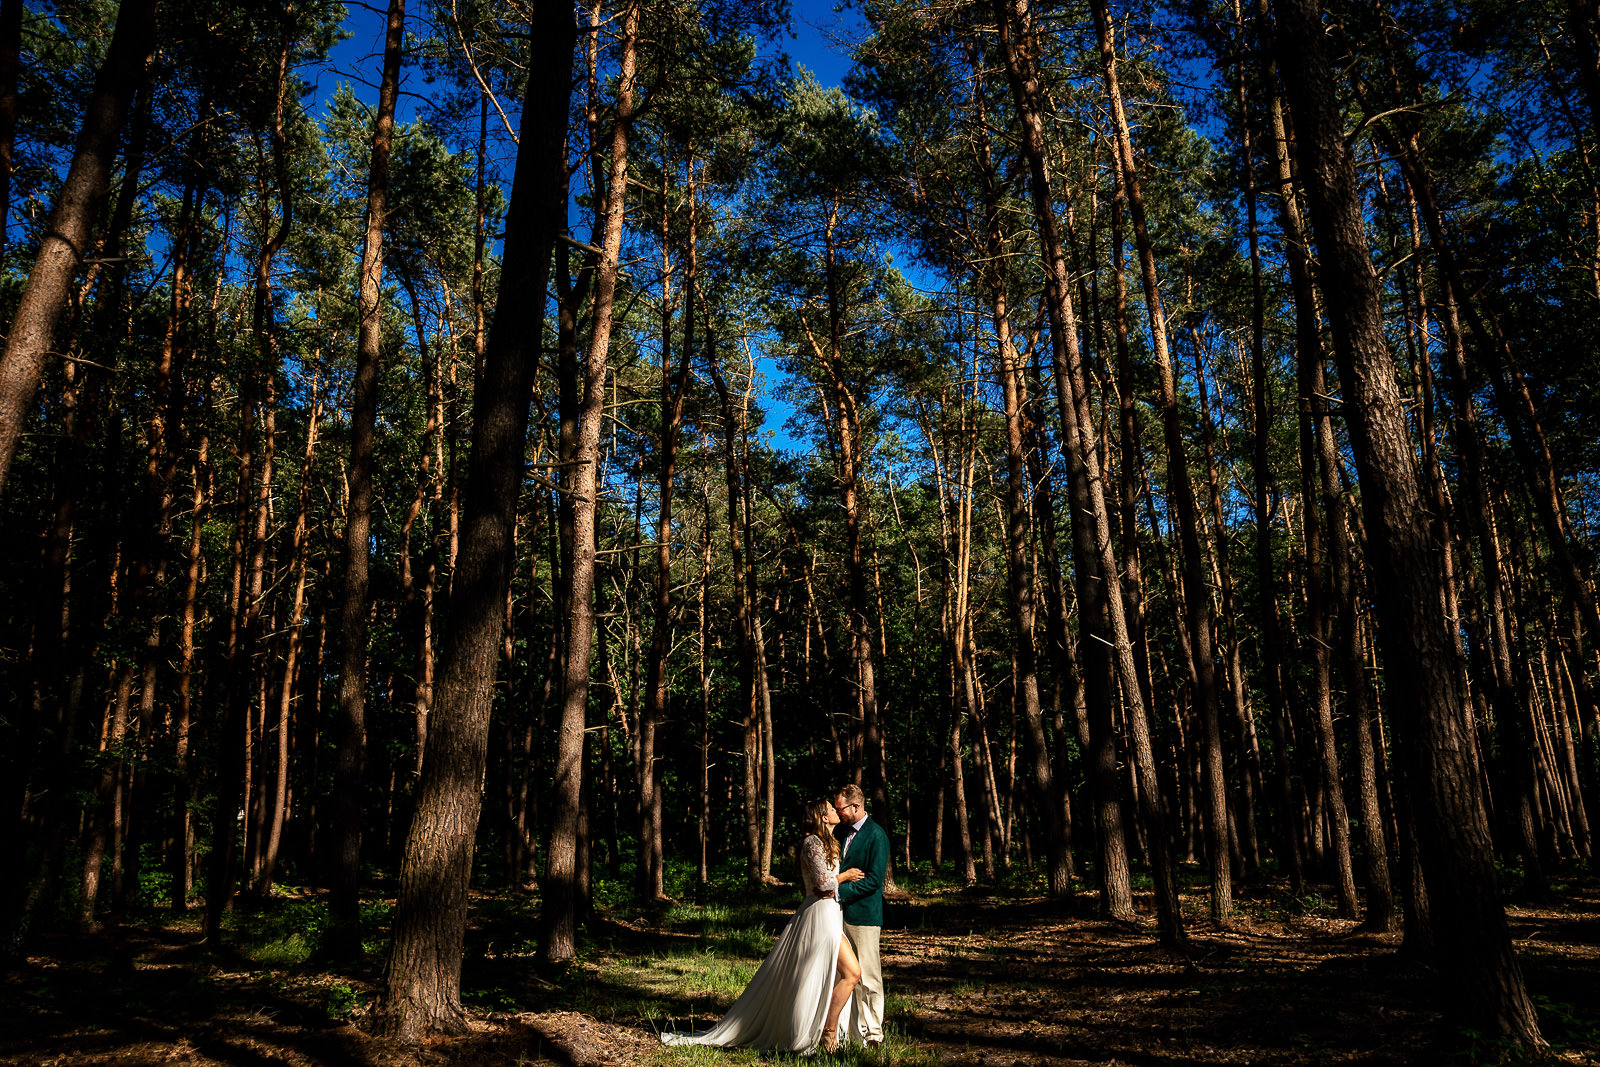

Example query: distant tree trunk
[330,0,404,956]
[206,36,293,949]
[372,0,573,1037]
[1096,198,1142,924]
[1253,0,1314,888]
[539,0,634,968]
[1225,0,1287,884]
[14,342,100,927]
[638,163,697,902]
[813,201,885,841]
[1304,339,1361,919]
[992,286,1072,895]
[967,659,1002,874]
[992,0,1184,947]
[0,0,156,494]
[170,396,210,912]
[967,42,1072,896]
[745,447,778,882]
[257,369,321,896]
[1191,336,1259,872]
[922,393,979,885]
[1091,0,1230,923]
[64,73,151,928]
[706,337,760,885]
[1274,0,1543,1047]
[697,479,713,883]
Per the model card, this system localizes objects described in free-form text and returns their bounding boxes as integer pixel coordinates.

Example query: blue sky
[313,2,873,456]
[318,1,868,128]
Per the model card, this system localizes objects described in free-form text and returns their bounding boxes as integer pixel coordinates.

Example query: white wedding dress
[660,834,849,1053]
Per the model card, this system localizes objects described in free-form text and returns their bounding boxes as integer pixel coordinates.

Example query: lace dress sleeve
[800,834,838,895]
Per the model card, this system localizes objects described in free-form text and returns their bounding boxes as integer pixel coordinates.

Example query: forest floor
[2,865,1599,1067]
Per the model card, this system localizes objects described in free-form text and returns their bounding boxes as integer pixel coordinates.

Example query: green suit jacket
[834,815,888,927]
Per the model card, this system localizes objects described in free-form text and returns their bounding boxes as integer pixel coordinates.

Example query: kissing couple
[661,784,889,1054]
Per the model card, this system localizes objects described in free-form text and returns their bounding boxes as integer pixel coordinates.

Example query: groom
[833,783,888,1048]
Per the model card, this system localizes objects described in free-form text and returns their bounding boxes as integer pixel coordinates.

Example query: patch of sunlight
[247,932,312,966]
[709,926,777,958]
[652,1034,938,1067]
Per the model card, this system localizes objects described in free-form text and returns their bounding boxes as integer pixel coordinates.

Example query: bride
[661,800,862,1054]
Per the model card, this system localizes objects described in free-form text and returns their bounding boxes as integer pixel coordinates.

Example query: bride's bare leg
[822,934,862,1048]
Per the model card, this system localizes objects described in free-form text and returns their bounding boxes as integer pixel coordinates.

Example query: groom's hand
[838,868,864,883]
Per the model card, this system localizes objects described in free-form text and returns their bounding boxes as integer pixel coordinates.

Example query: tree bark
[637,160,697,902]
[991,0,1184,946]
[0,0,157,493]
[330,0,405,956]
[539,0,635,969]
[1273,0,1543,1046]
[1090,0,1231,922]
[206,38,293,949]
[372,0,573,1036]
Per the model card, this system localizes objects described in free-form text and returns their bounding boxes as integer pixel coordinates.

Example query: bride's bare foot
[821,1029,839,1054]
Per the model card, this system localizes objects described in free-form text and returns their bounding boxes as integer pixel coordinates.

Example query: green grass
[224,888,396,965]
[551,893,934,1066]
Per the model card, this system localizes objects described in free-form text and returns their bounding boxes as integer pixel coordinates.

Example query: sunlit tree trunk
[330,0,404,955]
[374,0,574,1034]
[992,0,1184,947]
[257,368,321,896]
[206,38,292,948]
[1273,0,1543,1045]
[540,0,634,967]
[0,0,156,493]
[1091,0,1230,922]
[705,336,760,885]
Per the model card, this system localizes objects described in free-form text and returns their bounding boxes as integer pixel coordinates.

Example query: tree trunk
[967,43,1072,896]
[1254,0,1312,889]
[0,0,157,493]
[539,0,634,969]
[1309,372,1361,918]
[372,0,573,1036]
[330,0,404,956]
[1273,0,1543,1046]
[206,38,293,949]
[638,161,697,902]
[697,479,713,883]
[1090,0,1230,922]
[257,369,321,895]
[1226,0,1287,884]
[706,337,760,885]
[992,0,1184,947]
[170,399,209,912]
[814,202,885,846]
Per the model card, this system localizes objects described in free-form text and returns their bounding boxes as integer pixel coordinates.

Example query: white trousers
[842,921,883,1044]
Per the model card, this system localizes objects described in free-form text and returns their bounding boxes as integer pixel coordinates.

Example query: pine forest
[2,0,1599,1062]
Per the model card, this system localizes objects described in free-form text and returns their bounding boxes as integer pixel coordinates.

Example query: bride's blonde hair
[802,798,840,866]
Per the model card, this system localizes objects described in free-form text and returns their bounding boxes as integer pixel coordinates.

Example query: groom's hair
[836,783,866,808]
